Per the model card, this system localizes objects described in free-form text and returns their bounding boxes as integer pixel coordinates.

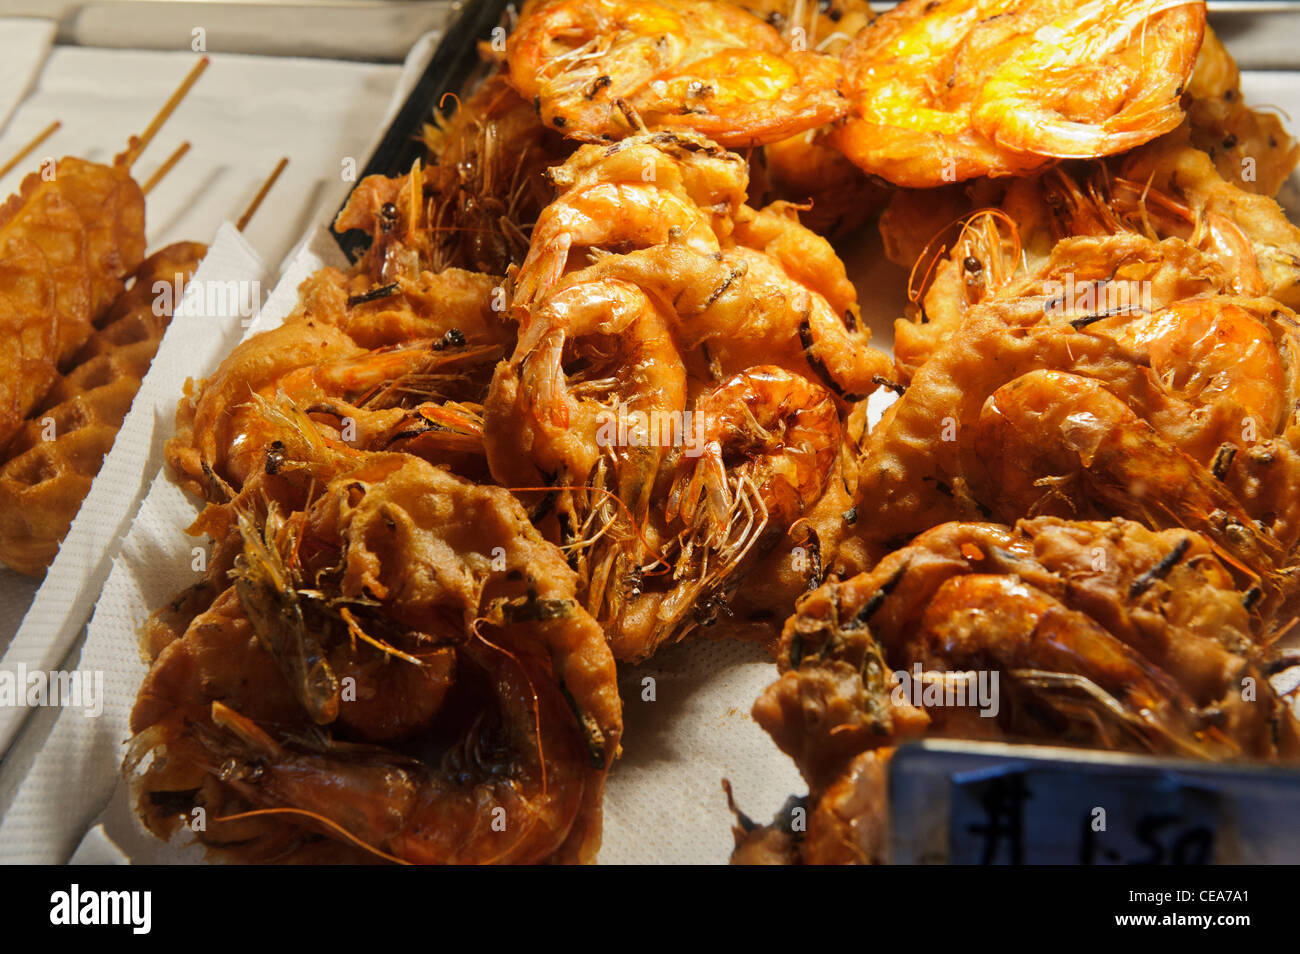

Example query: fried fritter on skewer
[0,148,285,576]
[0,158,146,449]
[0,242,205,575]
[0,58,208,453]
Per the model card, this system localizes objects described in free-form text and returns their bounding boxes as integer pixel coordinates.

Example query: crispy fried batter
[1187,25,1300,197]
[885,132,1300,380]
[740,517,1300,863]
[853,234,1300,613]
[0,158,146,449]
[506,0,849,147]
[833,0,1205,187]
[129,449,622,865]
[0,242,205,575]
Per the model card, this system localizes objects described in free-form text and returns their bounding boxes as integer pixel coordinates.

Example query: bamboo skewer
[124,56,210,167]
[237,157,289,232]
[141,141,191,195]
[0,120,61,180]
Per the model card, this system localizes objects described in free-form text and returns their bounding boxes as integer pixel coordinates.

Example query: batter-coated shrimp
[419,72,573,273]
[668,366,839,540]
[604,367,841,660]
[513,131,887,398]
[853,236,1300,609]
[894,207,1022,381]
[490,129,884,660]
[971,369,1289,584]
[1187,25,1300,198]
[832,0,1206,187]
[198,624,589,865]
[130,450,622,864]
[172,324,499,495]
[1119,299,1288,457]
[745,516,1300,863]
[506,0,849,147]
[486,275,687,499]
[752,516,1298,842]
[511,131,748,314]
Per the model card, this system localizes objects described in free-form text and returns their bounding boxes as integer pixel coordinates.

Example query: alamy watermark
[153,277,262,326]
[1043,275,1152,319]
[0,665,104,717]
[891,664,1000,718]
[595,402,708,456]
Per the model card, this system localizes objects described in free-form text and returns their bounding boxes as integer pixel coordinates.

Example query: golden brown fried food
[756,131,887,236]
[727,0,874,52]
[167,266,507,500]
[506,0,849,147]
[740,516,1300,863]
[833,0,1206,187]
[851,234,1300,605]
[420,73,572,273]
[886,131,1300,379]
[1187,25,1300,197]
[485,129,887,660]
[128,446,622,865]
[733,0,884,236]
[0,242,205,575]
[0,157,146,449]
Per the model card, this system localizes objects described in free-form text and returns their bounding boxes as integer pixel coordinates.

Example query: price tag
[948,768,1218,864]
[889,740,1300,864]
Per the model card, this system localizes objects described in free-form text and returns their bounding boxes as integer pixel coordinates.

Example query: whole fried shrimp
[886,127,1300,379]
[833,0,1206,187]
[167,267,508,500]
[739,517,1300,863]
[506,0,849,147]
[128,449,622,865]
[486,130,885,660]
[853,235,1300,610]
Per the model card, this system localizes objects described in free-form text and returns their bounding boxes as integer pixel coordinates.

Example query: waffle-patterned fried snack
[0,157,147,450]
[0,242,206,575]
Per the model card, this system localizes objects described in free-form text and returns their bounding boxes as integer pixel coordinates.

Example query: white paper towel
[0,18,54,130]
[0,226,270,865]
[0,222,266,765]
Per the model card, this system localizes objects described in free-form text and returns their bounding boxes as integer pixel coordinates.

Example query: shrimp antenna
[0,119,60,180]
[121,56,210,167]
[236,156,289,232]
[339,606,426,667]
[507,483,674,575]
[470,620,547,795]
[141,141,190,195]
[213,808,410,865]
